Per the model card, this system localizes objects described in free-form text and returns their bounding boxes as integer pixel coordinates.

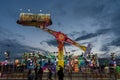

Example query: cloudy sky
[0,0,120,60]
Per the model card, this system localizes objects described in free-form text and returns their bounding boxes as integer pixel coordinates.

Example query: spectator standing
[57,66,64,80]
[38,67,43,80]
[47,68,52,80]
[34,66,38,80]
[31,69,35,80]
[27,69,34,80]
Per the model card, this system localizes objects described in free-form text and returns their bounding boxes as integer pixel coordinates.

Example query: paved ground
[0,72,120,80]
[0,77,115,80]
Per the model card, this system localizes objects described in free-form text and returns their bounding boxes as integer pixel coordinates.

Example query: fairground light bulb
[28,9,31,12]
[40,10,42,12]
[19,9,22,11]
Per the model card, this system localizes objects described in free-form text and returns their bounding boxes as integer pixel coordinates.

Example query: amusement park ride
[17,13,92,70]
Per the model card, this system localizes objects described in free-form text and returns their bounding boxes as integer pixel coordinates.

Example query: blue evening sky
[0,0,120,60]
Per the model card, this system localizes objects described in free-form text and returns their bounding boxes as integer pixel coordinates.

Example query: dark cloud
[75,33,95,41]
[41,38,72,47]
[99,1,120,36]
[51,1,67,16]
[0,26,25,40]
[41,39,58,47]
[0,26,11,39]
[72,0,106,19]
[0,39,48,61]
[110,38,120,46]
[75,28,111,41]
[72,0,120,36]
[57,22,64,27]
[100,45,109,52]
[71,50,77,52]
[68,31,81,38]
[0,26,47,60]
[72,0,118,18]
[110,11,120,36]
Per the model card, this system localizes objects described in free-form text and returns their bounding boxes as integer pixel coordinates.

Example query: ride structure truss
[17,13,89,68]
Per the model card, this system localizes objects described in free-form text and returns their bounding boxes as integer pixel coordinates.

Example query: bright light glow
[19,9,22,11]
[40,10,42,12]
[28,9,30,12]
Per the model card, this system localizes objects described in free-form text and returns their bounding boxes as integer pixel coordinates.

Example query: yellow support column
[57,41,64,68]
